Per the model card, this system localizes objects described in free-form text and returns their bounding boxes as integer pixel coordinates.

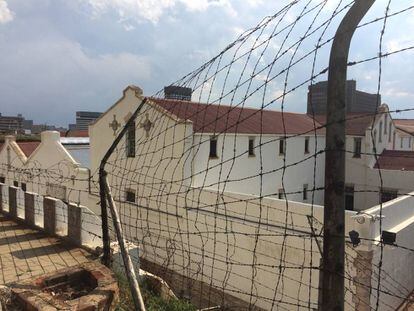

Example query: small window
[125,190,136,203]
[388,123,392,142]
[393,132,396,149]
[401,137,404,149]
[279,138,285,155]
[126,121,136,158]
[410,137,412,149]
[304,137,310,154]
[0,176,5,184]
[372,130,377,152]
[303,184,308,201]
[379,122,383,143]
[353,137,362,158]
[209,136,218,158]
[248,137,255,156]
[13,181,18,187]
[278,188,285,200]
[384,115,388,135]
[21,183,27,192]
[345,185,354,211]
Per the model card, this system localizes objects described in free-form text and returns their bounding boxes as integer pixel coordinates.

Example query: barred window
[126,121,136,158]
[248,137,255,156]
[209,136,218,158]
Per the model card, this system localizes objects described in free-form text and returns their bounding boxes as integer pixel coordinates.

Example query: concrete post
[322,1,374,310]
[0,184,2,212]
[68,203,82,246]
[9,186,17,218]
[353,250,374,310]
[24,192,35,227]
[43,197,56,235]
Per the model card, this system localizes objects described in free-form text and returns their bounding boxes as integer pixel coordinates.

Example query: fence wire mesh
[0,0,413,310]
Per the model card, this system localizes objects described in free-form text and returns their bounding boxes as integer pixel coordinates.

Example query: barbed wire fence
[94,0,414,310]
[0,0,413,310]
[90,0,414,310]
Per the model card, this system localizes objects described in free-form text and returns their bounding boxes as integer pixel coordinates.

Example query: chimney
[41,131,60,144]
[164,86,192,101]
[5,135,16,143]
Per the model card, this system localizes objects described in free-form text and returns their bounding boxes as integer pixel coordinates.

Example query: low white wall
[361,192,414,310]
[115,183,360,310]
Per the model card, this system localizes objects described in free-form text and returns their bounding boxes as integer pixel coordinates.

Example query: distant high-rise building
[75,111,102,130]
[164,86,192,101]
[307,80,380,115]
[0,113,25,134]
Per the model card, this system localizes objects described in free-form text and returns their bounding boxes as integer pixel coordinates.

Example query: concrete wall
[0,131,90,206]
[355,193,414,310]
[192,133,326,205]
[0,184,102,249]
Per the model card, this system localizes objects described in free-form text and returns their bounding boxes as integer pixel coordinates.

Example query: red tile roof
[152,98,324,135]
[311,113,376,136]
[60,130,89,137]
[374,149,414,171]
[0,141,40,157]
[393,119,414,135]
[17,142,40,157]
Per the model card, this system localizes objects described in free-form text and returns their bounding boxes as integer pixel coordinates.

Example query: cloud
[0,35,151,125]
[79,0,234,24]
[0,0,14,24]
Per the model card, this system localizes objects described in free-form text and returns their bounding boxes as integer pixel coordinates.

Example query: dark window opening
[354,137,362,158]
[248,138,255,156]
[345,185,354,211]
[388,123,392,142]
[304,137,310,154]
[379,121,383,143]
[303,184,308,201]
[21,183,27,192]
[380,189,398,204]
[209,137,218,158]
[126,121,136,158]
[278,188,285,200]
[13,181,18,187]
[279,138,285,155]
[0,176,5,184]
[125,190,136,203]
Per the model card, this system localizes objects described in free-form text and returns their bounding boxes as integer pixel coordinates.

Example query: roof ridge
[151,97,308,116]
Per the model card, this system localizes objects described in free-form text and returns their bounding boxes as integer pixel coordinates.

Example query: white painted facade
[0,131,90,205]
[1,86,414,309]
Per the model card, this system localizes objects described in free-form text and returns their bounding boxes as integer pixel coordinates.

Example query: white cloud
[79,0,234,24]
[0,0,14,24]
[0,35,151,125]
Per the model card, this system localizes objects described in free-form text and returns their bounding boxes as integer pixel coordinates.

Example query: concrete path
[0,213,95,285]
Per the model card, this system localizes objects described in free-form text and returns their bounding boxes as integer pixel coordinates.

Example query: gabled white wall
[0,135,27,184]
[89,86,144,174]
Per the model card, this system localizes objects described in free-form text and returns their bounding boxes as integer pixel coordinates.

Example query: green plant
[114,271,196,311]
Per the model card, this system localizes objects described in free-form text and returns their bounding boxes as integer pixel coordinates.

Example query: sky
[0,0,413,127]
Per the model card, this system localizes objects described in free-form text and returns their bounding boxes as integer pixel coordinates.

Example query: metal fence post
[99,97,148,267]
[323,1,374,310]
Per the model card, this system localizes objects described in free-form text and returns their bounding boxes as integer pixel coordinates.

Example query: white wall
[192,133,326,205]
[358,193,414,310]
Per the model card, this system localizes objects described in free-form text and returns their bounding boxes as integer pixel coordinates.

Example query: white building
[88,86,414,212]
